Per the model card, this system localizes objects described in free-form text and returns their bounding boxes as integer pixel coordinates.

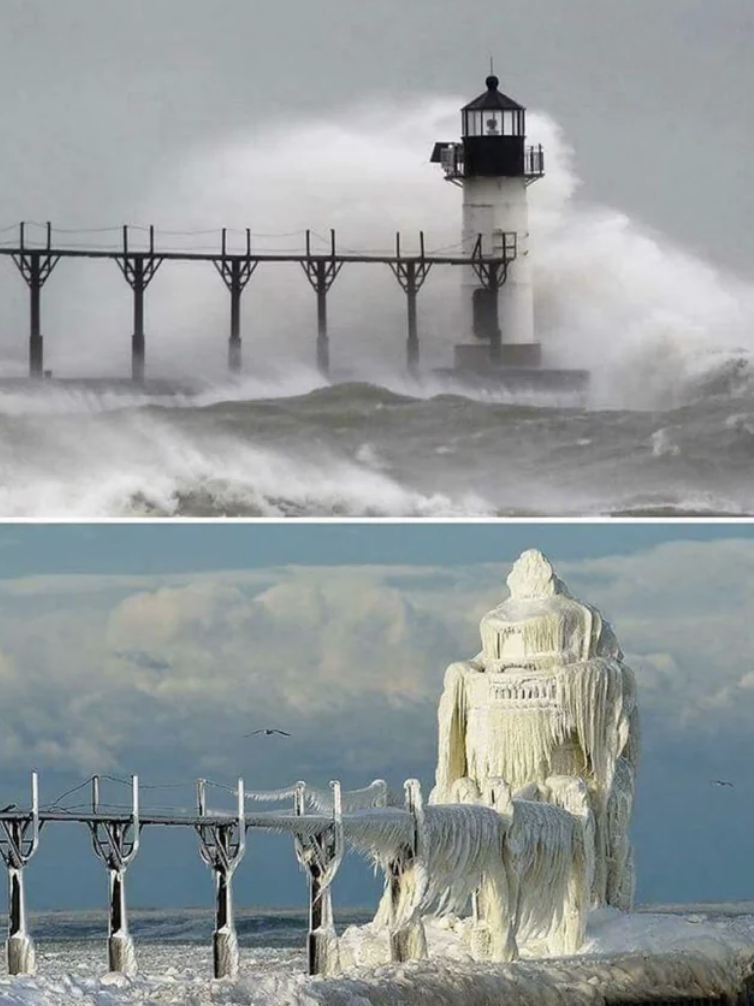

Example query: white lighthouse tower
[431,74,545,374]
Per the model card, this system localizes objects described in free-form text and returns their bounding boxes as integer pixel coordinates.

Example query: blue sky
[2,521,753,916]
[0,521,750,575]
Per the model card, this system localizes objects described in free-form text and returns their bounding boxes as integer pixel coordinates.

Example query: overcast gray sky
[1,522,754,913]
[0,0,752,271]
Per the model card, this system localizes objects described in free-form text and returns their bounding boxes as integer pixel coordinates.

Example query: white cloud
[0,539,752,783]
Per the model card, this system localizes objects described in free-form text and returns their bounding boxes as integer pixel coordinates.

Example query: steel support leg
[29,256,43,377]
[132,262,146,384]
[406,273,419,377]
[229,271,242,373]
[316,272,329,377]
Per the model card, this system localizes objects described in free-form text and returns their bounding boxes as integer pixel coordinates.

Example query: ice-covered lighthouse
[432,75,586,391]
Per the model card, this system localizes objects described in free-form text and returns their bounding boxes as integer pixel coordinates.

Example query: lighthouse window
[464,111,484,136]
[464,107,526,137]
[499,111,524,136]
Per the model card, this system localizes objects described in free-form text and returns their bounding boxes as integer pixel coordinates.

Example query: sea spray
[136,99,754,410]
[0,99,753,514]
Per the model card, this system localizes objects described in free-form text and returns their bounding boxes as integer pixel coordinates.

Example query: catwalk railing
[4,772,750,1003]
[0,222,518,380]
[0,771,424,980]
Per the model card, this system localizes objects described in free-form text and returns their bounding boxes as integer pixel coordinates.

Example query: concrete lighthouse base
[439,342,590,396]
[454,343,542,371]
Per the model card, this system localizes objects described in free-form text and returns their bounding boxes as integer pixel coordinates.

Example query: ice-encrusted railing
[0,770,590,980]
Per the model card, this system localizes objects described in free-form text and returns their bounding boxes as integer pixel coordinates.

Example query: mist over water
[1,97,753,516]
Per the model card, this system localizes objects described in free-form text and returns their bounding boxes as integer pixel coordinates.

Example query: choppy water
[2,368,754,517]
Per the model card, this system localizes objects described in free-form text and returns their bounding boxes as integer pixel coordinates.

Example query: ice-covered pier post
[294,780,344,976]
[195,777,246,979]
[88,774,141,975]
[385,779,428,963]
[0,772,40,975]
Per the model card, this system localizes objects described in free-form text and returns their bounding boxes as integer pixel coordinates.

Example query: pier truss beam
[195,778,246,979]
[213,230,259,374]
[11,223,60,377]
[300,231,343,377]
[88,774,141,975]
[389,233,433,378]
[294,781,344,976]
[116,227,163,383]
[0,773,40,975]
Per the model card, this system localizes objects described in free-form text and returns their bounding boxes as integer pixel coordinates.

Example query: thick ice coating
[431,549,638,911]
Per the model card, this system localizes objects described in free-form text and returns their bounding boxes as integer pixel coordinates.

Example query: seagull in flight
[246,728,291,737]
[711,779,734,787]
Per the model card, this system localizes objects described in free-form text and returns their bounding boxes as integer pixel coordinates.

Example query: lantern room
[462,76,526,138]
[431,74,543,182]
[460,75,528,178]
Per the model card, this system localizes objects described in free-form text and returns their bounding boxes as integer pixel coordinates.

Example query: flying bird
[114,650,171,673]
[711,779,734,787]
[246,728,291,737]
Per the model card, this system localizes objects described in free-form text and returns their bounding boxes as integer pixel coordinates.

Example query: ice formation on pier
[431,549,639,914]
[0,550,644,983]
[287,550,640,968]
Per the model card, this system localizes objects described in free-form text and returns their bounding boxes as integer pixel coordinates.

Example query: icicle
[306,780,390,813]
[244,786,300,803]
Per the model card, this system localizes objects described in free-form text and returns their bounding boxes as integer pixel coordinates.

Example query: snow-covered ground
[1,908,753,1006]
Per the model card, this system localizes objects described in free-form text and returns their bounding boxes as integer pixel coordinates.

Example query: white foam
[0,407,495,517]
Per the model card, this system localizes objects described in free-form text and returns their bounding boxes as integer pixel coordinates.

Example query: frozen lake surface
[2,904,754,1005]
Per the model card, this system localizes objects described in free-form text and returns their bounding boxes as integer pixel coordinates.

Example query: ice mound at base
[340,905,754,967]
[325,909,754,1006]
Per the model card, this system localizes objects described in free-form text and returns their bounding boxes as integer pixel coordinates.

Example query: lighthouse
[431,74,546,375]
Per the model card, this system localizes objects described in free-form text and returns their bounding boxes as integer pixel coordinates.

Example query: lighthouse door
[472,287,500,343]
